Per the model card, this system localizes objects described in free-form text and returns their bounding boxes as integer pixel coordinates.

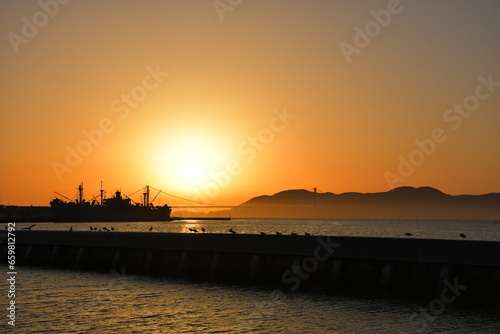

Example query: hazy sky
[1,0,499,206]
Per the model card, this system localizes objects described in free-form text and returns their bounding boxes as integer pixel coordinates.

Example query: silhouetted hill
[209,186,500,219]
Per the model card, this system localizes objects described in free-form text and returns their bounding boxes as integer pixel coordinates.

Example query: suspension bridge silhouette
[126,186,235,209]
[54,184,235,210]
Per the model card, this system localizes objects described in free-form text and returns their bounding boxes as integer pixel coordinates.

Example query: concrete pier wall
[2,231,499,296]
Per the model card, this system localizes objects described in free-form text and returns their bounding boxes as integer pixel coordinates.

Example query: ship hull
[50,203,172,222]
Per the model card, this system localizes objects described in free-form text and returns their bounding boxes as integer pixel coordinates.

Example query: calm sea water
[4,219,500,333]
[1,266,499,333]
[15,218,500,241]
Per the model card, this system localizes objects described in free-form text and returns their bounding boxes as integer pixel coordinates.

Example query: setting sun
[182,165,203,184]
[153,132,226,194]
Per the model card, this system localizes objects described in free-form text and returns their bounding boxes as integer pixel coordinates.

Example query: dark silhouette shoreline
[2,186,500,221]
[209,186,500,219]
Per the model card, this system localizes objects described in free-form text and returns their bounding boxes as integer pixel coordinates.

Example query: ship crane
[89,192,106,205]
[54,192,72,202]
[143,185,150,207]
[149,188,162,207]
[77,182,84,203]
[140,186,161,207]
[100,181,105,205]
[53,184,85,203]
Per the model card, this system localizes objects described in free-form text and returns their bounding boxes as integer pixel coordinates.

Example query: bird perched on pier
[21,224,36,230]
[90,226,94,231]
[149,226,153,231]
[260,232,266,235]
[304,232,311,236]
[69,226,73,231]
[291,232,297,236]
[404,233,413,237]
[201,227,205,233]
[111,226,114,231]
[102,227,110,232]
[229,228,236,234]
[460,233,467,239]
[276,232,282,235]
[192,228,198,233]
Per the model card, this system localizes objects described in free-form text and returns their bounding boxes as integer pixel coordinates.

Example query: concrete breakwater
[2,231,499,296]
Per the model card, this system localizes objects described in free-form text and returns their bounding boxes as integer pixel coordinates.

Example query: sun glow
[182,165,203,183]
[154,133,226,193]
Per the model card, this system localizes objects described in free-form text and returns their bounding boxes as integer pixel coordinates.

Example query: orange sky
[1,0,499,206]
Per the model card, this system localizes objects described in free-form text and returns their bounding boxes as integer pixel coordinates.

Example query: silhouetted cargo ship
[50,183,171,222]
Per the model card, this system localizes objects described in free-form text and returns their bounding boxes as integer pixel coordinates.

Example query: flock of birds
[88,226,115,232]
[11,223,467,239]
[403,232,467,238]
[16,224,314,236]
[87,226,313,236]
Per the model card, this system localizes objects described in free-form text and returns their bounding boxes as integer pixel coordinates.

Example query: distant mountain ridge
[209,186,500,219]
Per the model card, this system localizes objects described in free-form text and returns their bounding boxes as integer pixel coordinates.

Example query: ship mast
[78,182,84,203]
[143,185,150,207]
[100,181,104,205]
